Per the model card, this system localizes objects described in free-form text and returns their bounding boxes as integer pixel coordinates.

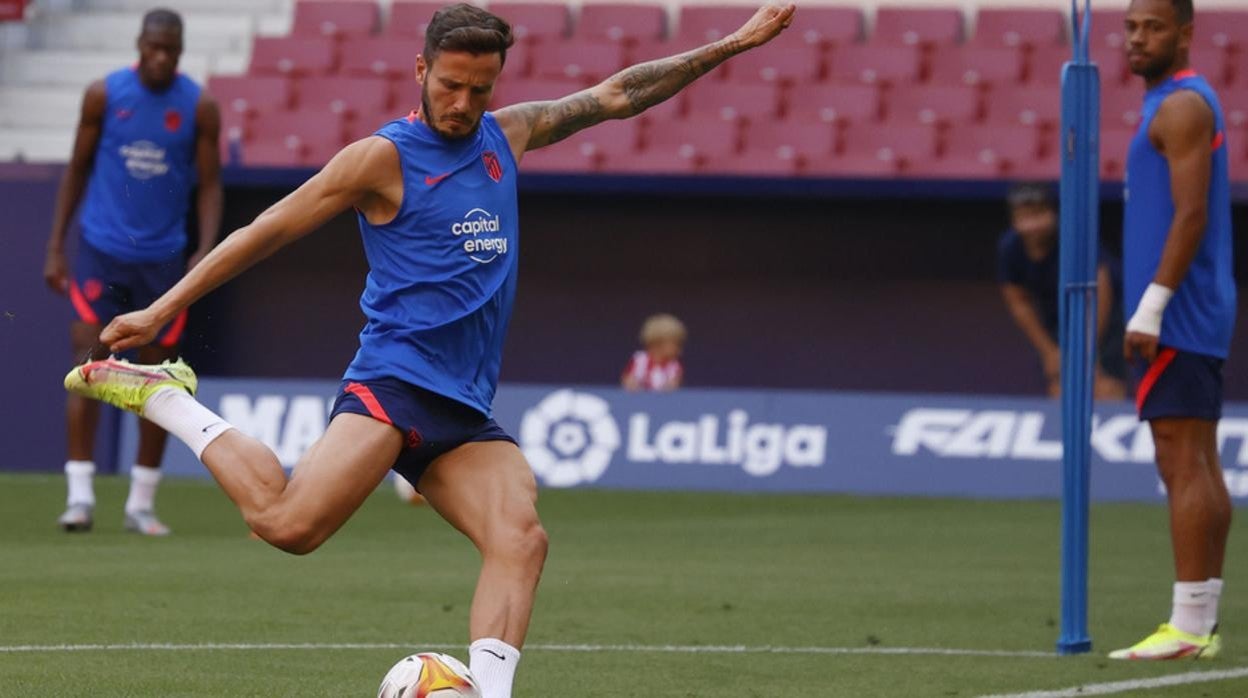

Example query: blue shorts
[1134,347,1224,421]
[71,241,187,346]
[329,377,515,490]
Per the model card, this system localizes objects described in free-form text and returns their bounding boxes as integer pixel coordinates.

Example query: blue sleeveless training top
[344,111,520,415]
[1123,69,1236,358]
[78,67,201,262]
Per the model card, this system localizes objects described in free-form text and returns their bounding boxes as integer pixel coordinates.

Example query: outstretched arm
[495,2,795,159]
[100,136,402,352]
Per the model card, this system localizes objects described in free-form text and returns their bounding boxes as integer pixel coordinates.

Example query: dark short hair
[1170,0,1194,26]
[423,3,513,66]
[1007,182,1057,212]
[141,8,183,34]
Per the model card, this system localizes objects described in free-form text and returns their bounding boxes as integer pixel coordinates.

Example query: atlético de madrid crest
[482,151,502,182]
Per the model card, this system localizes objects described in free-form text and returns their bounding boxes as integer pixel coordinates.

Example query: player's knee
[488,515,548,569]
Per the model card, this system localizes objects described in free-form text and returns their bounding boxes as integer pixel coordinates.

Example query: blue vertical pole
[1058,0,1098,656]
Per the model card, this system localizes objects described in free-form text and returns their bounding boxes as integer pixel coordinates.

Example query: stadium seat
[726,44,822,85]
[489,77,585,110]
[645,118,740,159]
[292,0,379,40]
[685,81,781,123]
[1223,90,1248,131]
[936,124,1043,178]
[388,1,458,38]
[489,2,570,43]
[346,108,401,142]
[576,3,667,44]
[1089,10,1126,51]
[785,84,880,125]
[926,46,1025,87]
[248,109,347,166]
[884,85,982,127]
[984,86,1062,129]
[1100,128,1137,180]
[249,37,338,77]
[1190,47,1230,87]
[676,5,755,44]
[529,40,626,84]
[520,140,601,172]
[872,8,964,47]
[296,76,390,117]
[971,8,1067,48]
[1197,11,1248,51]
[207,75,293,117]
[826,44,922,86]
[809,123,940,177]
[739,119,836,165]
[571,118,641,158]
[240,139,306,167]
[1232,53,1248,91]
[601,148,701,174]
[778,6,863,48]
[340,38,417,80]
[1023,46,1129,87]
[700,149,802,177]
[1101,87,1145,130]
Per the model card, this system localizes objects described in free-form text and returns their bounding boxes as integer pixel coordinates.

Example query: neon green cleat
[1202,626,1222,660]
[64,357,197,416]
[1108,623,1212,660]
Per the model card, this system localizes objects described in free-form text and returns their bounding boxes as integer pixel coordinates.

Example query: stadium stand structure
[2,0,1248,182]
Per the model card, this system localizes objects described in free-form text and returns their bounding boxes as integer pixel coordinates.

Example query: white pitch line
[0,642,1052,658]
[979,666,1248,698]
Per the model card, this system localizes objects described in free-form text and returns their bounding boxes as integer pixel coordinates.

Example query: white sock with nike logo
[1206,578,1224,633]
[1169,581,1212,636]
[469,638,519,698]
[143,387,234,459]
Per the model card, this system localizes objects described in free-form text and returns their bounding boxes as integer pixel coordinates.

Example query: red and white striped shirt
[622,351,683,391]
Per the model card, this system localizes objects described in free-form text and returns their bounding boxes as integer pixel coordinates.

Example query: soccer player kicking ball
[64,3,795,695]
[1110,0,1235,661]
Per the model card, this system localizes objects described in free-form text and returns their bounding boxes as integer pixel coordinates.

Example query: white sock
[143,387,233,459]
[1169,581,1212,636]
[1207,578,1224,633]
[65,460,95,507]
[469,638,520,698]
[125,464,161,514]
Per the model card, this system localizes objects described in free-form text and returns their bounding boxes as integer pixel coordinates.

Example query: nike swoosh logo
[425,172,451,186]
[202,422,223,434]
[482,649,506,661]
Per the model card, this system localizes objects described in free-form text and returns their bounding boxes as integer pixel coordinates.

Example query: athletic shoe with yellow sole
[1202,625,1222,660]
[1108,623,1213,660]
[64,357,197,416]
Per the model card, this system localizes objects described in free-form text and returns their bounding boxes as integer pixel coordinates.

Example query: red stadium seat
[529,40,626,84]
[884,85,982,127]
[1223,90,1248,131]
[601,148,701,174]
[971,8,1066,48]
[937,124,1043,177]
[740,119,836,164]
[345,108,401,142]
[676,5,754,44]
[249,108,347,146]
[984,86,1062,129]
[570,118,641,158]
[576,3,667,44]
[1089,10,1127,52]
[685,81,781,123]
[340,38,416,79]
[520,140,601,172]
[872,8,964,47]
[1027,45,1127,87]
[785,84,880,125]
[207,75,293,116]
[645,118,740,159]
[826,44,922,86]
[240,139,306,167]
[296,76,391,117]
[726,43,822,85]
[1197,11,1248,51]
[778,6,863,48]
[489,2,569,43]
[489,77,584,110]
[1100,128,1136,180]
[292,0,379,39]
[808,123,940,177]
[927,45,1025,87]
[1101,87,1145,130]
[249,37,338,77]
[700,150,801,177]
[1189,47,1230,88]
[388,1,464,38]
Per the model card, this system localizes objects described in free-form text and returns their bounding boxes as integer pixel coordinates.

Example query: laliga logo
[452,207,508,264]
[520,390,621,487]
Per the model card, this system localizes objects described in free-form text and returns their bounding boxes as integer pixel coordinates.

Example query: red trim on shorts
[344,382,394,425]
[157,309,188,347]
[68,281,100,324]
[1136,347,1179,414]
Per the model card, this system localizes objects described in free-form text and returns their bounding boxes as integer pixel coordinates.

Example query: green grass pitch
[0,473,1245,696]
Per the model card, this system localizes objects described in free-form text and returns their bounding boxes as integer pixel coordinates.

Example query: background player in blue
[62,4,796,696]
[996,182,1127,399]
[1110,0,1236,660]
[42,9,222,536]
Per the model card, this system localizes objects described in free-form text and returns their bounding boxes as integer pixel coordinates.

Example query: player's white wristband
[1126,282,1174,337]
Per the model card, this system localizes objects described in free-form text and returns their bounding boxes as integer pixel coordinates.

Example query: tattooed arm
[495,2,795,161]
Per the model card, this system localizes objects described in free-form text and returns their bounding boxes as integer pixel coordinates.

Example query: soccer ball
[393,473,426,505]
[378,652,481,698]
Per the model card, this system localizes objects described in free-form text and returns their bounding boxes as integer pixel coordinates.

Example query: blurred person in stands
[996,182,1127,399]
[42,8,222,535]
[1109,0,1235,661]
[621,313,686,392]
[62,4,794,697]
